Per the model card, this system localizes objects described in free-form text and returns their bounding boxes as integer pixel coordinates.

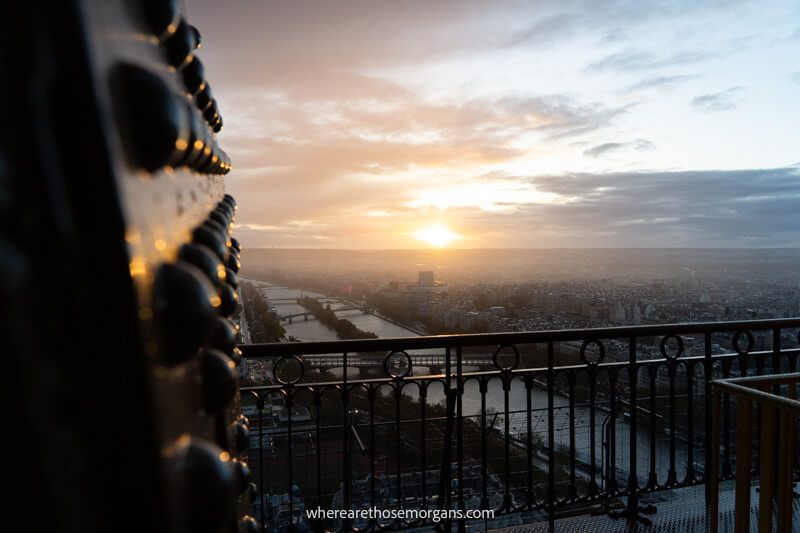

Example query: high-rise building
[419,271,434,286]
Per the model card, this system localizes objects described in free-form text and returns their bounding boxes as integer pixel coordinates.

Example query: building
[419,271,434,287]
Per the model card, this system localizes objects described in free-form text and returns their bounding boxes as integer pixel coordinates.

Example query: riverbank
[367,309,428,336]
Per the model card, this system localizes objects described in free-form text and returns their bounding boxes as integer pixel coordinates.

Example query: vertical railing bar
[627,337,639,517]
[343,350,348,388]
[608,368,618,495]
[777,408,796,532]
[258,392,266,531]
[685,361,695,483]
[753,336,763,479]
[773,328,782,391]
[445,344,451,387]
[722,358,732,478]
[648,367,657,489]
[734,399,753,533]
[420,384,427,515]
[456,345,465,532]
[341,351,351,533]
[480,377,489,511]
[286,388,294,533]
[758,404,776,533]
[709,388,721,533]
[547,341,556,532]
[526,373,534,509]
[503,362,512,511]
[666,358,678,486]
[369,386,376,530]
[394,380,402,528]
[439,345,453,533]
[704,331,713,501]
[314,390,322,533]
[755,344,764,375]
[567,372,577,500]
[588,364,598,496]
[784,375,796,508]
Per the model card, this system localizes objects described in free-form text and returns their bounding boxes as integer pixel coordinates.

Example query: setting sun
[413,224,462,247]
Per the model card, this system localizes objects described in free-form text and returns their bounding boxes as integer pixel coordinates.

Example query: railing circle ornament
[493,344,520,371]
[273,355,305,385]
[732,330,754,355]
[659,334,684,360]
[579,339,605,365]
[384,351,412,379]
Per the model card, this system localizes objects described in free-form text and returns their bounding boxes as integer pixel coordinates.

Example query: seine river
[245,279,692,487]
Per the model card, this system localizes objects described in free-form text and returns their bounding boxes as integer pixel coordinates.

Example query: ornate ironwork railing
[239,318,800,531]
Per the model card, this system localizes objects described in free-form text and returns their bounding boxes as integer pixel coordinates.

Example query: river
[244,279,694,487]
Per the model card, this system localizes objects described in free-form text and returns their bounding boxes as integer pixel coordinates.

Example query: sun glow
[413,224,463,247]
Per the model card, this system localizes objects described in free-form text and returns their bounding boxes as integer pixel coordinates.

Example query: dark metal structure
[240,318,800,531]
[3,1,252,532]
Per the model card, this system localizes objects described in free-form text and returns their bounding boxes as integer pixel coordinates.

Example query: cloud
[515,167,800,247]
[691,86,745,112]
[583,139,655,158]
[599,27,629,44]
[586,50,711,73]
[235,223,285,231]
[626,74,697,92]
[497,96,633,139]
[219,88,630,230]
[502,13,581,48]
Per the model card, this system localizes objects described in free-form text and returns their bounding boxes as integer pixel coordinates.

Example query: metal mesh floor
[490,487,800,533]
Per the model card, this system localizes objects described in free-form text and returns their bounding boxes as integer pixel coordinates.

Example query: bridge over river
[279,305,371,322]
[298,352,497,373]
[269,296,347,303]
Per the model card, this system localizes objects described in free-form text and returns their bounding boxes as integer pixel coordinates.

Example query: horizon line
[240,246,800,252]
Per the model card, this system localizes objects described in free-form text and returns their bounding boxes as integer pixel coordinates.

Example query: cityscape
[234,249,800,531]
[240,248,800,340]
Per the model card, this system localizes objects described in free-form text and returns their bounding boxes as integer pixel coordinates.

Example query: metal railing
[239,318,800,532]
[709,373,800,533]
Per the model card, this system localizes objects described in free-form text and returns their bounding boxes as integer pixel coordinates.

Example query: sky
[188,0,800,249]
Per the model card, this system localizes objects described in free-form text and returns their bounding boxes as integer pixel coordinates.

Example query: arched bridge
[280,306,371,323]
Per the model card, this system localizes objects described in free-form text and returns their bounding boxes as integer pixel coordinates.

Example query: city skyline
[189,0,800,249]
